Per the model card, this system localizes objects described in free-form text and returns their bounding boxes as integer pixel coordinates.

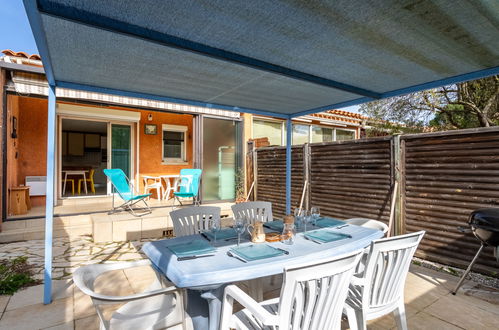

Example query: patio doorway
[60,118,108,197]
[59,118,135,199]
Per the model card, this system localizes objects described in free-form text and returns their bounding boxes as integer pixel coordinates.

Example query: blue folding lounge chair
[103,169,152,216]
[173,169,202,207]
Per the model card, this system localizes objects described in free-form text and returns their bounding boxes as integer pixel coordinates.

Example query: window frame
[252,118,286,146]
[162,124,188,164]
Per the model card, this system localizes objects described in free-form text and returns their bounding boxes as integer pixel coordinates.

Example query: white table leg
[63,172,67,196]
[83,173,88,194]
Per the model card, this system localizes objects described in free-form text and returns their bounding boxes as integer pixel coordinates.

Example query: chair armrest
[350,274,367,286]
[224,285,279,326]
[87,285,180,303]
[73,260,180,303]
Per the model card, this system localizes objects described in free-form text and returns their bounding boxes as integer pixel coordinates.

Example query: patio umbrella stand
[453,208,499,295]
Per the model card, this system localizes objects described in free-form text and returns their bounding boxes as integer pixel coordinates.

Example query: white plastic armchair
[73,260,186,330]
[231,201,273,224]
[344,218,389,236]
[220,250,363,330]
[344,231,425,330]
[170,206,221,237]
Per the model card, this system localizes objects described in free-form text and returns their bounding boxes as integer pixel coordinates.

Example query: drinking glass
[234,217,246,247]
[311,206,321,226]
[281,223,296,245]
[294,207,304,230]
[209,218,221,245]
[303,210,312,233]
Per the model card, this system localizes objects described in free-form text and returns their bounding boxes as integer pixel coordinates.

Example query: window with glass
[336,129,355,141]
[292,124,310,145]
[311,126,334,143]
[162,125,187,162]
[253,119,283,146]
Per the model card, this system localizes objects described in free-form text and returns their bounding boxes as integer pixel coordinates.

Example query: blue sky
[0,1,38,54]
[0,1,361,114]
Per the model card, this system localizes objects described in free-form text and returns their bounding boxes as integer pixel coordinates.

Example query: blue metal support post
[285,119,292,214]
[44,84,56,304]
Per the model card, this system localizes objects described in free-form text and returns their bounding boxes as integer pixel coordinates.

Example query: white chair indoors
[73,260,187,330]
[231,201,273,224]
[170,206,221,237]
[220,249,363,330]
[344,218,389,236]
[344,231,425,330]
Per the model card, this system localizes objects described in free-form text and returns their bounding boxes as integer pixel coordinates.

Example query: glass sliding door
[202,117,241,201]
[111,124,131,178]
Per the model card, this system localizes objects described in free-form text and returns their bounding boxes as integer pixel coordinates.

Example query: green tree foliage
[360,75,499,130]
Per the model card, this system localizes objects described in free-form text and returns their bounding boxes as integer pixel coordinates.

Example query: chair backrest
[103,169,133,200]
[345,218,389,235]
[362,231,425,310]
[231,201,272,224]
[177,169,202,196]
[278,250,363,330]
[170,206,221,237]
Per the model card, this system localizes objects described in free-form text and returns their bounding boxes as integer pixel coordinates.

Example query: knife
[275,247,289,255]
[304,236,323,244]
[177,254,215,261]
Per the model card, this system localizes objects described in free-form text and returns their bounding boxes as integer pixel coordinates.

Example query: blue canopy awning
[25,0,499,118]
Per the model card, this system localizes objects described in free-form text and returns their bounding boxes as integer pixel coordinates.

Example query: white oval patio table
[142,223,383,330]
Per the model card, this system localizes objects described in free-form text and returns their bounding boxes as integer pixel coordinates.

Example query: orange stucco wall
[7,96,48,208]
[6,97,195,209]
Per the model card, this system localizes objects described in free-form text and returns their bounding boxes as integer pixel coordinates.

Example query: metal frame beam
[57,81,291,119]
[36,0,381,99]
[43,84,56,304]
[292,66,499,118]
[23,0,56,85]
[285,119,292,215]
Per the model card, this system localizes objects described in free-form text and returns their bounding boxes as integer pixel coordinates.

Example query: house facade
[0,50,366,224]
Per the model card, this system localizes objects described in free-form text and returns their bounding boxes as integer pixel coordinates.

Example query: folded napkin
[230,244,285,261]
[168,240,216,258]
[315,217,345,228]
[203,228,238,241]
[263,220,284,232]
[304,229,352,243]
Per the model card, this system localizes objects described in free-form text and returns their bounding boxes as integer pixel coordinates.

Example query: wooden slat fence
[401,128,499,275]
[254,146,304,218]
[309,137,393,224]
[248,126,499,277]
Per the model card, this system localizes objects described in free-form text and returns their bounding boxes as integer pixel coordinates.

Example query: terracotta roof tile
[2,49,41,61]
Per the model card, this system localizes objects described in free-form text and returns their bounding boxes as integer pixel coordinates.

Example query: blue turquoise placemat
[304,229,352,243]
[230,244,285,261]
[315,217,345,228]
[168,240,216,257]
[202,228,238,240]
[263,220,284,232]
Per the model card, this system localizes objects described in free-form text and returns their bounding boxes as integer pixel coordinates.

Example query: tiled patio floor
[0,262,497,330]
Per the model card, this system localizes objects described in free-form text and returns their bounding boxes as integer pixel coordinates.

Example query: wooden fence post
[392,134,404,235]
[303,143,311,210]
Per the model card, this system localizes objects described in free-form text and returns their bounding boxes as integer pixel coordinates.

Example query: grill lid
[469,208,499,232]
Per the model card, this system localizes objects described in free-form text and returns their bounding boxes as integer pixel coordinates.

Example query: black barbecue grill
[452,208,499,295]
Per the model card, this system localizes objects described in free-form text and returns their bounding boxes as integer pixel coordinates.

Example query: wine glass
[311,206,321,226]
[209,218,221,245]
[234,216,246,247]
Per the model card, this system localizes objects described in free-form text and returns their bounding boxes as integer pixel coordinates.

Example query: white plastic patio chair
[344,218,389,235]
[143,175,164,200]
[170,206,221,237]
[231,201,273,224]
[73,260,187,330]
[344,231,425,330]
[220,249,364,330]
